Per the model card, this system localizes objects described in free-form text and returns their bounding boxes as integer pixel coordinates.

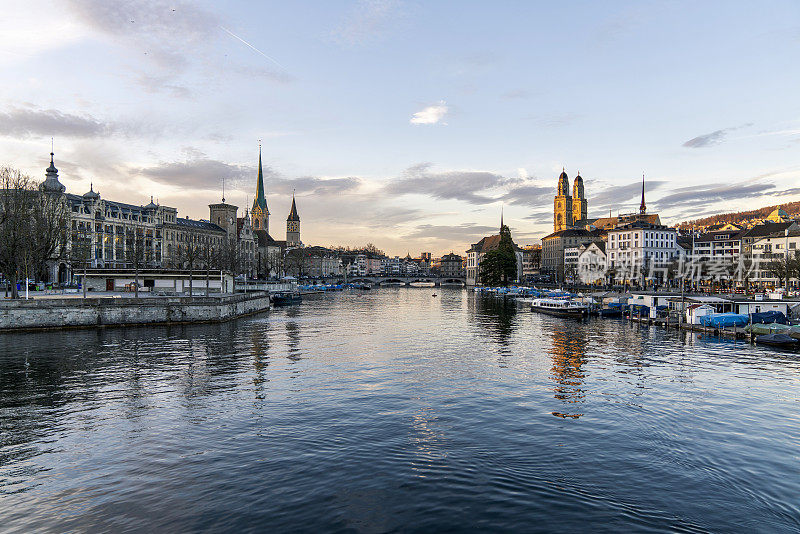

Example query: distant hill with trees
[677,201,800,229]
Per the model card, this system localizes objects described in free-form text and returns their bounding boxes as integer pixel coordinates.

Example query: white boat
[531,298,588,318]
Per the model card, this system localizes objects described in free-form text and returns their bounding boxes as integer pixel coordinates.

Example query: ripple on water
[0,289,799,532]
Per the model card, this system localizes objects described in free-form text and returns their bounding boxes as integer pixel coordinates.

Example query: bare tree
[765,252,793,289]
[202,240,215,296]
[285,248,309,279]
[125,230,149,298]
[66,225,93,298]
[267,249,284,279]
[179,229,202,296]
[0,168,69,299]
[215,238,243,292]
[31,189,69,282]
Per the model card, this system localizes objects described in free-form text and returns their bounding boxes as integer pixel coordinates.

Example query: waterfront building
[563,246,581,282]
[687,229,743,288]
[40,151,256,284]
[749,229,800,289]
[439,252,465,277]
[606,221,678,283]
[740,221,798,257]
[521,244,542,282]
[541,228,600,283]
[576,242,607,285]
[284,246,341,278]
[691,230,743,262]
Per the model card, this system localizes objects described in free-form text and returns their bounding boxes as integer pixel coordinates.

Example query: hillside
[677,201,800,229]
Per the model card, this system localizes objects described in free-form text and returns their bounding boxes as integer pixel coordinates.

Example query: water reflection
[548,326,587,419]
[468,295,517,348]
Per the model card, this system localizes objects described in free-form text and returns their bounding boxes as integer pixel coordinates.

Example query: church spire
[639,172,646,215]
[252,141,269,215]
[287,190,299,222]
[500,204,504,231]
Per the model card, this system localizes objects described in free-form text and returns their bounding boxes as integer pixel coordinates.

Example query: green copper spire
[252,144,269,215]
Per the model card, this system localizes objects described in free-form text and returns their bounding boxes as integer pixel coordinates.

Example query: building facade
[606,221,678,282]
[37,151,259,284]
[439,252,464,277]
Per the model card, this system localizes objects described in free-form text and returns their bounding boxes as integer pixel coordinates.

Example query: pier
[0,291,271,332]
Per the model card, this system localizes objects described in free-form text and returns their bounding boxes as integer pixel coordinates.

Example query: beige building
[41,151,256,284]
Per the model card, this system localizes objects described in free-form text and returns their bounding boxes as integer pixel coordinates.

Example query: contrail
[220,26,285,70]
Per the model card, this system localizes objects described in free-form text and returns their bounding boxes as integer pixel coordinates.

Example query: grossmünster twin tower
[553,169,588,231]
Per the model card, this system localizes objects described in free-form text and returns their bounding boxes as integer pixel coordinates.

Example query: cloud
[410,101,448,125]
[136,74,193,99]
[682,123,753,148]
[0,107,109,138]
[502,184,551,207]
[0,105,166,140]
[590,180,666,211]
[404,223,500,242]
[653,182,775,208]
[135,156,253,190]
[385,163,510,204]
[271,176,362,196]
[523,210,554,225]
[332,0,402,46]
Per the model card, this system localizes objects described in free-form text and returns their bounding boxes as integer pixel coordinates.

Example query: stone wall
[0,292,271,332]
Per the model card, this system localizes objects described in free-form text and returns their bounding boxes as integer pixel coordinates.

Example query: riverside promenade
[0,291,271,332]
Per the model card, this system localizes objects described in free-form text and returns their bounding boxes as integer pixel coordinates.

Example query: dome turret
[83,183,100,200]
[41,151,66,193]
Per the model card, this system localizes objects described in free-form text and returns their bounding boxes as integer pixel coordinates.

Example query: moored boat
[272,292,302,306]
[755,333,798,348]
[531,298,588,318]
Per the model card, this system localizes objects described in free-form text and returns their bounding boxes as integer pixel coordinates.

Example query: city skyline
[2,1,800,256]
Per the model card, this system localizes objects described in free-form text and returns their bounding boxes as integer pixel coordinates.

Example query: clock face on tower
[288,222,299,232]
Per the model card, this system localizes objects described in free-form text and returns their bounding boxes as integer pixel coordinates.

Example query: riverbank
[0,291,271,332]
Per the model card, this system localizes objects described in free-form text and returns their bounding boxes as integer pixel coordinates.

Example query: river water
[0,288,798,532]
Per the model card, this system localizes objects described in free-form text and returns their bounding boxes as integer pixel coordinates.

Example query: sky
[2,0,800,256]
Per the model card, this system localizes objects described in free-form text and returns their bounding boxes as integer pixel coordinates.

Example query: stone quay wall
[0,292,271,332]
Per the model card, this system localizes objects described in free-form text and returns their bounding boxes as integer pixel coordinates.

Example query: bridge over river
[314,275,467,287]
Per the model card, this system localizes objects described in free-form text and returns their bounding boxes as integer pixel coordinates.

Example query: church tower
[251,144,270,235]
[553,169,573,231]
[286,192,300,248]
[571,171,587,228]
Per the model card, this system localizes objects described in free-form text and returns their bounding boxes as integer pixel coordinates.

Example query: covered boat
[755,334,799,348]
[272,292,302,306]
[749,311,787,325]
[698,313,749,328]
[746,323,791,336]
[599,302,623,318]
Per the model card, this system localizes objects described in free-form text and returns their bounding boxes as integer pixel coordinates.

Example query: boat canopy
[698,313,749,328]
[749,311,787,325]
